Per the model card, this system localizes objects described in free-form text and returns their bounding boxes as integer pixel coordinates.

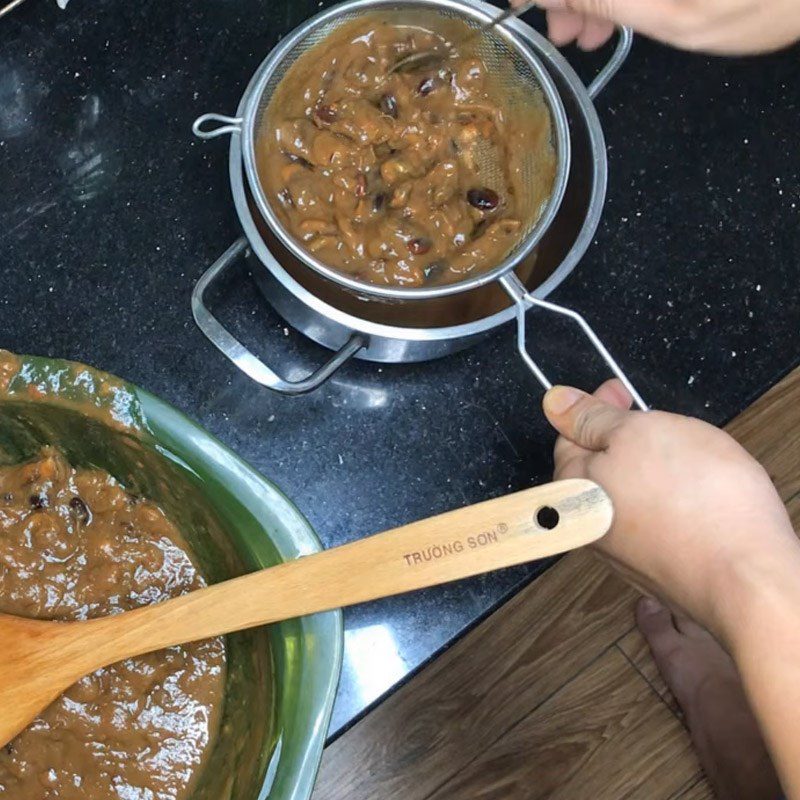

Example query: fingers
[525,0,689,50]
[544,384,630,451]
[546,9,585,45]
[576,15,615,49]
[514,0,782,56]
[551,379,633,478]
[544,9,615,49]
[552,447,587,480]
[593,378,634,410]
[558,0,679,43]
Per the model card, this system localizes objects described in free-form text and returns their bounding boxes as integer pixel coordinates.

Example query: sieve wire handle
[193,113,243,140]
[0,0,28,20]
[586,26,633,100]
[192,237,367,395]
[483,0,538,33]
[499,273,648,411]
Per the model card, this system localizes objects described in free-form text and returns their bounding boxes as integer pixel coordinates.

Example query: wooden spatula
[0,478,611,747]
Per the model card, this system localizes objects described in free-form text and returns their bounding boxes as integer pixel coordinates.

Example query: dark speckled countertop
[0,0,798,739]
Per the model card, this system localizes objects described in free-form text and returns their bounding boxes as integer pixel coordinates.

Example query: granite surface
[0,0,797,738]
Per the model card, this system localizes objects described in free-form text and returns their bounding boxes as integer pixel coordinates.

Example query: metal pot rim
[228,20,608,342]
[238,0,572,301]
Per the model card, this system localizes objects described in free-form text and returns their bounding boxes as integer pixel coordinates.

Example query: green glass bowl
[0,351,342,800]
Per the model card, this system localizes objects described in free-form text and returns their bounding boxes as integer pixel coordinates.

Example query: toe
[636,596,686,685]
[636,596,678,642]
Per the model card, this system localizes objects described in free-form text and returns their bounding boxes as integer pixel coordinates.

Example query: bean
[314,104,338,124]
[417,77,437,96]
[29,493,48,510]
[424,261,448,281]
[467,188,500,211]
[69,496,92,524]
[355,173,367,198]
[379,93,398,119]
[408,237,432,256]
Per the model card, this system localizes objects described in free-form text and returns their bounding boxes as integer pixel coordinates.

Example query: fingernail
[543,385,584,416]
[639,596,663,616]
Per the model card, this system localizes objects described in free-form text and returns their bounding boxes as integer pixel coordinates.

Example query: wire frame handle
[500,273,648,411]
[0,0,28,19]
[192,237,366,395]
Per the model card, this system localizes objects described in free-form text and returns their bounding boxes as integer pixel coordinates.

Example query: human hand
[512,0,615,51]
[512,0,800,54]
[543,380,797,644]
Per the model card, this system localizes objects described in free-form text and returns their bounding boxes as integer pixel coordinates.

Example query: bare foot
[636,597,783,800]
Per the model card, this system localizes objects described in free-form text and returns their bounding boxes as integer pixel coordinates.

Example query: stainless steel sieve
[194,0,571,302]
[193,0,647,409]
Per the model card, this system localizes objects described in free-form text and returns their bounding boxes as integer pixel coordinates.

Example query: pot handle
[192,113,243,139]
[499,273,648,410]
[192,237,367,395]
[585,26,633,100]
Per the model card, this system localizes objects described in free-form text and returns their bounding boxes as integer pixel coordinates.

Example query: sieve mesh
[245,0,570,298]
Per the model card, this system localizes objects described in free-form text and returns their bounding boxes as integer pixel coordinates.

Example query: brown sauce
[0,450,225,800]
[259,15,556,288]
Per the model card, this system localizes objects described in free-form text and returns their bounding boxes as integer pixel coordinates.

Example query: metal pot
[191,0,646,407]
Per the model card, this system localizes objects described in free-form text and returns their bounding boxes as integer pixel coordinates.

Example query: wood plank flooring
[314,367,799,800]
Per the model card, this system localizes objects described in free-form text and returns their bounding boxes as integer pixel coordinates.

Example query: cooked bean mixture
[0,451,225,800]
[259,16,556,288]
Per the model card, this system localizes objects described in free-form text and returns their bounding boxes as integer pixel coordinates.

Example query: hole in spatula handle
[535,506,560,530]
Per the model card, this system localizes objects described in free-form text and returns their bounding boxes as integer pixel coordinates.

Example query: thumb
[543,385,629,451]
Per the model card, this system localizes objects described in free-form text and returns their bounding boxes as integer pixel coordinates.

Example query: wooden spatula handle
[86,479,612,664]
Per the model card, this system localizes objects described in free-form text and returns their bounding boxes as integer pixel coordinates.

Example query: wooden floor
[313,368,800,800]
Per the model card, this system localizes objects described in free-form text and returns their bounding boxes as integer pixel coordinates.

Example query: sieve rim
[241,0,572,301]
